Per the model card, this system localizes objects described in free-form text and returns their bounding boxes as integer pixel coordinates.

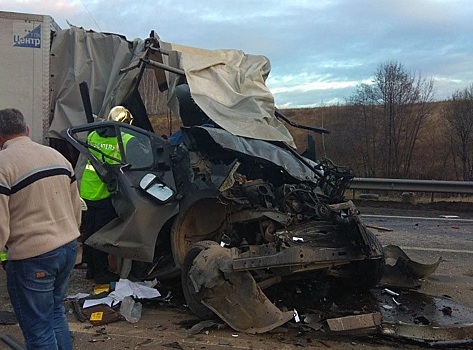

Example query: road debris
[90,336,111,343]
[376,289,473,345]
[188,244,294,333]
[0,311,17,325]
[120,296,142,323]
[294,309,301,323]
[382,288,399,297]
[382,305,395,310]
[162,341,184,349]
[186,320,225,335]
[93,284,110,294]
[365,224,394,232]
[441,306,453,316]
[71,299,88,323]
[381,245,444,288]
[326,312,382,332]
[83,304,121,326]
[300,313,324,331]
[284,287,473,345]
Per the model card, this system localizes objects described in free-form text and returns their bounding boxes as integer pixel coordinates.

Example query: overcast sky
[2,0,472,108]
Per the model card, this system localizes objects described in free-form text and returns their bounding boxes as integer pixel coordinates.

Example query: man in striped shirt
[0,108,81,350]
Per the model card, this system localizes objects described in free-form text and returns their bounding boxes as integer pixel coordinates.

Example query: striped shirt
[0,136,81,260]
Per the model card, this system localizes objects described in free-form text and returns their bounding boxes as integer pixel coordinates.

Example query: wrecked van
[63,34,385,333]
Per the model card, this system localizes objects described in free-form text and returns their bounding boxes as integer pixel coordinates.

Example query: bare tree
[347,61,435,178]
[443,84,473,180]
[346,84,383,177]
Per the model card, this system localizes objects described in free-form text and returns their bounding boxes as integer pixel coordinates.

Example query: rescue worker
[80,106,134,284]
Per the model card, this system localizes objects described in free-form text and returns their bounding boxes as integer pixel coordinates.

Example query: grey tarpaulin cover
[48,26,143,139]
[48,27,295,148]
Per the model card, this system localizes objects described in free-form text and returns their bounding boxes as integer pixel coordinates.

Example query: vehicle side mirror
[139,174,175,203]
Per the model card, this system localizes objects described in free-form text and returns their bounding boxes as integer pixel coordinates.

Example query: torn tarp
[158,40,296,148]
[48,27,144,139]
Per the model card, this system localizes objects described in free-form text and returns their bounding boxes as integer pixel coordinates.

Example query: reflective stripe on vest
[79,131,132,201]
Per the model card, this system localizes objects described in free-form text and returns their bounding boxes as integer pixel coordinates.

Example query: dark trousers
[7,240,77,349]
[81,199,117,278]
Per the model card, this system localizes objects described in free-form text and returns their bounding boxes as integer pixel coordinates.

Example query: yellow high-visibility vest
[79,131,132,201]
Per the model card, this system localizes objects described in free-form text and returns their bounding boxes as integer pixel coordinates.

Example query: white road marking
[400,246,473,254]
[362,214,473,222]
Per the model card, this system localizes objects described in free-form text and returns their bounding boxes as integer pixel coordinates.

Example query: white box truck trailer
[0,11,60,145]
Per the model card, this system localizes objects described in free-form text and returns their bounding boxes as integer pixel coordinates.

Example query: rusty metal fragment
[188,245,294,334]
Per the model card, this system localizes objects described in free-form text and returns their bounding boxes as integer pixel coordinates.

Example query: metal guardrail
[349,178,473,195]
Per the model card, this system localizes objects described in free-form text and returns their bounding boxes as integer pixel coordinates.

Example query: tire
[181,240,219,319]
[335,229,385,291]
[171,197,225,268]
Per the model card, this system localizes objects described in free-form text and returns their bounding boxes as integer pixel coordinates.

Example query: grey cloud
[3,0,472,106]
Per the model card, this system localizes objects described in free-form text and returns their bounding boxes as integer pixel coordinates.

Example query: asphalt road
[359,207,473,311]
[1,205,473,350]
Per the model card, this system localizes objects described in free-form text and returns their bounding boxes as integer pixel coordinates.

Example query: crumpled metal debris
[380,245,444,288]
[188,244,294,333]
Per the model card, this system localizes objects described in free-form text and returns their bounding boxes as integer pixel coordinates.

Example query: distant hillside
[281,102,454,179]
[149,100,458,180]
